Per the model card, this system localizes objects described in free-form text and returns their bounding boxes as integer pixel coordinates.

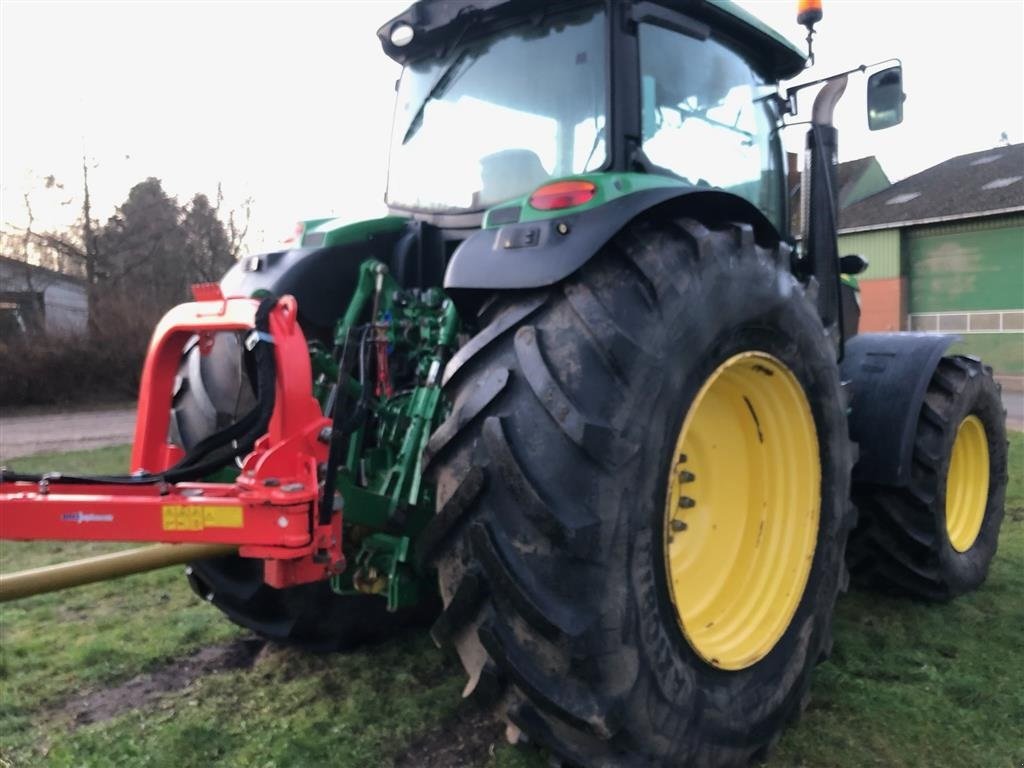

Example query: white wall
[0,259,88,336]
[41,280,88,335]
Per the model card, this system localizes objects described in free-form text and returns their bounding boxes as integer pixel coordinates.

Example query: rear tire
[848,356,1008,600]
[173,332,435,651]
[425,216,854,766]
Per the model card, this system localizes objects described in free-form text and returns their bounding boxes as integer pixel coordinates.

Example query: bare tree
[216,182,252,262]
[2,158,107,333]
[0,192,61,334]
[4,162,255,337]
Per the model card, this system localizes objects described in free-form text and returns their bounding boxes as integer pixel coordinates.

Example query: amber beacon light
[797,0,823,28]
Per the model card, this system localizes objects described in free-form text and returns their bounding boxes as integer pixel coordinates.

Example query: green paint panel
[303,215,409,249]
[482,172,688,228]
[909,225,1024,312]
[838,230,901,280]
[949,333,1024,376]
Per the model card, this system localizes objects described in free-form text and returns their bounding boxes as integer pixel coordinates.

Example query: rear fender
[442,187,783,310]
[840,332,957,487]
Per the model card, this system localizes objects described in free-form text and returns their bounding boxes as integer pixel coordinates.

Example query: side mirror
[867,65,904,131]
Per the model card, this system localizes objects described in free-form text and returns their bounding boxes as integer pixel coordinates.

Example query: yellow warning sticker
[161,505,244,531]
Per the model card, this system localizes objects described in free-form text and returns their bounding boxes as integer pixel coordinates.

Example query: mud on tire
[424,215,855,766]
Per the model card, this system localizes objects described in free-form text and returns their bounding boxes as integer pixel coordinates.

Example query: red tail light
[528,180,597,211]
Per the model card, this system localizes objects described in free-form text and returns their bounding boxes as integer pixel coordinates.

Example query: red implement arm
[0,288,342,589]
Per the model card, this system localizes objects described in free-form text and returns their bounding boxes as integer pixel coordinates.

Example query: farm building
[791,145,1023,374]
[836,143,1024,376]
[0,256,88,338]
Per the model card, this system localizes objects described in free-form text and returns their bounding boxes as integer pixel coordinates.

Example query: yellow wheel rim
[664,352,820,671]
[945,415,989,552]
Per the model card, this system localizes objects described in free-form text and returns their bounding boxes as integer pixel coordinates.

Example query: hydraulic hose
[317,327,370,526]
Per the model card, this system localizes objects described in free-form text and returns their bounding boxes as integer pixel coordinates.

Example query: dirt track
[0,405,137,460]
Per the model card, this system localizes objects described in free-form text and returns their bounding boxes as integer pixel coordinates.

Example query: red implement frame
[0,288,342,589]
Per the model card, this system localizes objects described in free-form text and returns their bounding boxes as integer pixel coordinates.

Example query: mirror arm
[785,57,902,115]
[787,64,865,101]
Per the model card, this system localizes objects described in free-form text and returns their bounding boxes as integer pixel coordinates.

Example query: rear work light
[528,180,597,211]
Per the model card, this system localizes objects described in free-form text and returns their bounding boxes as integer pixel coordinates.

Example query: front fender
[443,181,783,295]
[840,332,957,487]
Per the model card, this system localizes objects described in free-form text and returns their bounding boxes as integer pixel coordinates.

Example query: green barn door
[907,219,1024,375]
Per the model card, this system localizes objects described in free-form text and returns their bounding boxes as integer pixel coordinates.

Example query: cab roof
[378,0,807,82]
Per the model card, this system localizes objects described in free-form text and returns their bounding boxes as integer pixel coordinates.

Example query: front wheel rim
[945,415,990,553]
[663,352,821,671]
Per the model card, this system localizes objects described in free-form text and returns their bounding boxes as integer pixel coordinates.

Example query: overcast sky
[2,0,1022,252]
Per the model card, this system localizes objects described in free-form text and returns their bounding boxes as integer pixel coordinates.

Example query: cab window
[639,22,785,229]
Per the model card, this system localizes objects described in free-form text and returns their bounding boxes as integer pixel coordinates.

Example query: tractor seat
[478,149,550,207]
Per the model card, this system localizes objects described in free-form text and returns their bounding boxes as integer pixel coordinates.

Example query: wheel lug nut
[679,471,695,483]
[671,519,688,532]
[678,496,695,509]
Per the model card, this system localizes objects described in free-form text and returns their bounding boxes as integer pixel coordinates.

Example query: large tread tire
[848,356,1008,600]
[173,333,436,652]
[425,216,855,766]
[185,554,435,652]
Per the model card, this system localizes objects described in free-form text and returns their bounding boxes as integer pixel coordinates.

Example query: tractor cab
[379,0,805,234]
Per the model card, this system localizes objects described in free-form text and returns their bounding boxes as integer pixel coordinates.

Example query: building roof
[838,143,1024,232]
[790,156,878,196]
[789,155,890,233]
[0,255,86,287]
[835,157,888,203]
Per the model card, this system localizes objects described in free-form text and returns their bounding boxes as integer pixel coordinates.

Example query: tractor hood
[378,0,807,81]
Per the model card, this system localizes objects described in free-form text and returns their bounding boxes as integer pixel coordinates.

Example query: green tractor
[37,0,1016,764]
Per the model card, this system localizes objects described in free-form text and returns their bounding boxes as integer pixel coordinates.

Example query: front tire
[425,216,854,766]
[848,356,1008,600]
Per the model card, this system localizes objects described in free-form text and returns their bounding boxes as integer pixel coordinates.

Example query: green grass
[2,438,1022,767]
